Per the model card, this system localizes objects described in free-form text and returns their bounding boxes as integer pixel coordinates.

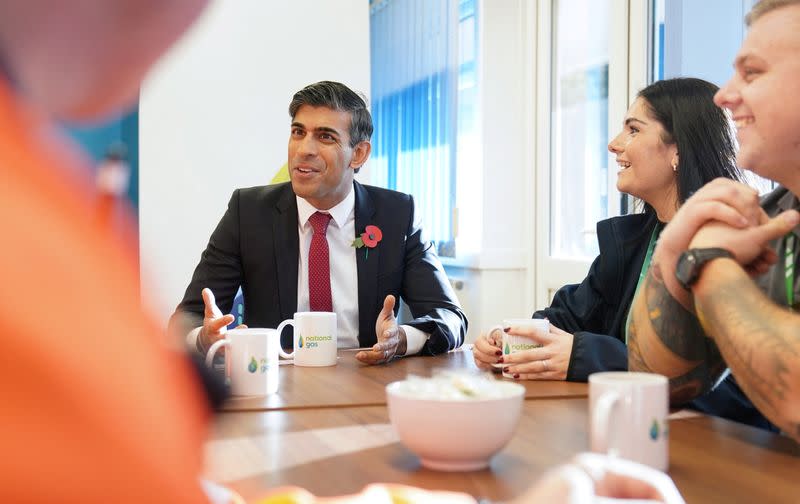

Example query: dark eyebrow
[290,122,341,138]
[315,126,341,137]
[624,117,648,127]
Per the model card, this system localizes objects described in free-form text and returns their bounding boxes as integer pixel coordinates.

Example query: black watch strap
[675,248,734,291]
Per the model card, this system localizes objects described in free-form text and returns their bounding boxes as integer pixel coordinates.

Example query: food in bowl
[386,372,525,471]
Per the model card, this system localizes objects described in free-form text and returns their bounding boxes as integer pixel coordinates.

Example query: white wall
[139,0,370,323]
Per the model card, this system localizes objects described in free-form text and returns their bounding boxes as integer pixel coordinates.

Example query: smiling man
[170,81,466,365]
[628,0,800,441]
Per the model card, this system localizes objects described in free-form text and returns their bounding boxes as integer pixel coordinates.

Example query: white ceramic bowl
[386,378,525,471]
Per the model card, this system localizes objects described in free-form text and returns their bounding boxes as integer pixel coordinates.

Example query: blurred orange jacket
[0,80,210,502]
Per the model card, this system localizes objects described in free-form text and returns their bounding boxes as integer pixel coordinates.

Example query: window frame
[531,0,650,308]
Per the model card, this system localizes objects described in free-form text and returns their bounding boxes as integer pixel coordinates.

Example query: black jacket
[534,213,652,381]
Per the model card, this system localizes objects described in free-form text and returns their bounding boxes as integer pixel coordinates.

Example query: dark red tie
[308,211,333,312]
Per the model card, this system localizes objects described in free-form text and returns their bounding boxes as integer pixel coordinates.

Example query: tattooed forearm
[627,325,652,373]
[644,263,710,360]
[631,307,720,403]
[629,262,724,404]
[696,265,800,439]
[666,350,723,405]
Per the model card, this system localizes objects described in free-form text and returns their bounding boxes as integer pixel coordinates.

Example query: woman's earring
[672,161,678,173]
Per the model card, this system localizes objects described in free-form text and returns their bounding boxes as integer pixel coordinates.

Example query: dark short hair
[637,77,742,207]
[746,0,800,26]
[289,81,373,148]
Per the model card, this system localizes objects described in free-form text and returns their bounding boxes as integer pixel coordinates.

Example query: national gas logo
[510,343,539,351]
[503,342,541,354]
[298,335,333,349]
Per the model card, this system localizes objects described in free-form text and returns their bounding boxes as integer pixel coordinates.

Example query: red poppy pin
[351,224,383,259]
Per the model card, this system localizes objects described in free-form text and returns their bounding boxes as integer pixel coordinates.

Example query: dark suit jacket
[170,181,467,354]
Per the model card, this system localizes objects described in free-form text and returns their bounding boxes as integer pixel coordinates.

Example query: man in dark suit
[170,81,466,365]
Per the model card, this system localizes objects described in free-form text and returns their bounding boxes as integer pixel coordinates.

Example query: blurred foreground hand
[510,452,685,504]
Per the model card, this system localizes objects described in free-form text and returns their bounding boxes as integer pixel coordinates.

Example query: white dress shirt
[295,186,428,354]
[295,188,360,348]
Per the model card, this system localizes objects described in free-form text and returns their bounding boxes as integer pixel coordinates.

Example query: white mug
[277,311,338,367]
[490,318,548,378]
[589,372,669,470]
[205,328,281,396]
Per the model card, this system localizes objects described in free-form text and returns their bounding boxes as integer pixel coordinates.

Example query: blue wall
[62,107,139,210]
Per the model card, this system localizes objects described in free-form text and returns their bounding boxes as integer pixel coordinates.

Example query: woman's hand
[471,327,503,372]
[501,324,574,380]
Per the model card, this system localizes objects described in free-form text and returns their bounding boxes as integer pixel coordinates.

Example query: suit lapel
[273,185,299,321]
[354,182,379,346]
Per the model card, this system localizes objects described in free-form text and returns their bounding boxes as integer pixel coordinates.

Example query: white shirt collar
[296,184,355,229]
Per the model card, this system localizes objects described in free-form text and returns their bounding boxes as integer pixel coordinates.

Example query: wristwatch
[675,248,734,291]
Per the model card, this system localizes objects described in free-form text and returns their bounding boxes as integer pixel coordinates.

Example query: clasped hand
[652,179,799,301]
[689,211,799,275]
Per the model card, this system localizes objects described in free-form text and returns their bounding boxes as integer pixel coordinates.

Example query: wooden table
[220,348,587,412]
[205,399,800,503]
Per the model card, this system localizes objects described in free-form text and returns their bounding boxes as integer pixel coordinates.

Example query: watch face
[676,251,698,288]
[676,248,733,290]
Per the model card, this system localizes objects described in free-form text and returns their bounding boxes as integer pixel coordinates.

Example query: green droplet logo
[299,335,304,348]
[248,357,258,373]
[649,419,659,440]
[504,342,511,355]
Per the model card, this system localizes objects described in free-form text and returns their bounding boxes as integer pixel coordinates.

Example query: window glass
[370,0,478,256]
[550,0,611,258]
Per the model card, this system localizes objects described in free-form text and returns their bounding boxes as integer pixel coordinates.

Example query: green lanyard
[625,225,661,344]
[786,233,796,309]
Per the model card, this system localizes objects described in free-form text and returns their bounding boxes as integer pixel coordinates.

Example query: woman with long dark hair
[474,77,741,381]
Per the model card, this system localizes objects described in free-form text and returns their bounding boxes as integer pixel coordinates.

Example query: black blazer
[534,213,653,381]
[170,181,467,354]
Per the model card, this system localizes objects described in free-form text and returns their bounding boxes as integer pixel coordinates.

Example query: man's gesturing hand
[356,295,407,365]
[197,288,236,354]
